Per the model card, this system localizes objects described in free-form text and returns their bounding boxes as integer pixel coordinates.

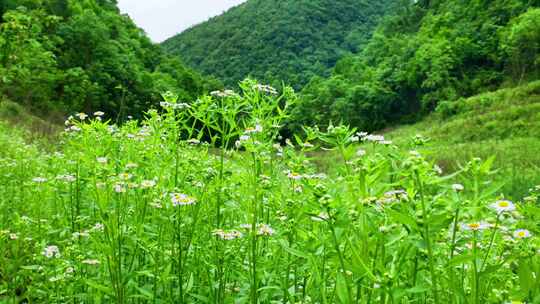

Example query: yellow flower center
[518,231,526,237]
[498,201,509,207]
[468,223,480,229]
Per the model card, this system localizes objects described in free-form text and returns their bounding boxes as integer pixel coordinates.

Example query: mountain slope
[162,0,395,89]
[0,0,217,121]
[293,0,540,132]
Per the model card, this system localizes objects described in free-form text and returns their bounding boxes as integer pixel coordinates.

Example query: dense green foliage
[1,86,540,303]
[0,0,216,121]
[162,0,395,89]
[293,0,540,131]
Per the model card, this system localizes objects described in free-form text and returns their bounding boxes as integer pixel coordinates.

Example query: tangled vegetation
[1,81,539,303]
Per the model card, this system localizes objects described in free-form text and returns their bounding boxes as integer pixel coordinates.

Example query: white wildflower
[56,174,76,182]
[452,184,464,192]
[170,193,196,206]
[513,229,532,239]
[257,224,275,236]
[287,171,303,180]
[113,183,126,193]
[92,223,104,232]
[356,149,366,157]
[43,245,60,258]
[140,180,156,189]
[490,200,516,214]
[461,222,490,231]
[245,124,263,134]
[32,177,47,183]
[364,134,385,142]
[75,113,88,120]
[311,212,329,222]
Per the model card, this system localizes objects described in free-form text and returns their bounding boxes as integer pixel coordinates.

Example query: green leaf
[86,280,115,297]
[20,265,41,270]
[133,285,153,299]
[258,285,281,292]
[448,254,474,266]
[279,239,308,259]
[518,259,534,295]
[185,273,194,293]
[406,285,430,294]
[336,272,350,303]
[349,240,376,281]
[386,208,418,230]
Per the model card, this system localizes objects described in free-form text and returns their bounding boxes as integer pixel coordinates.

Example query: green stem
[472,231,479,304]
[250,152,259,304]
[328,215,352,302]
[481,214,501,271]
[415,171,439,303]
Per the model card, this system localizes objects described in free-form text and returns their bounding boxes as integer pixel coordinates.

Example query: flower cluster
[159,101,190,110]
[56,174,76,182]
[212,229,243,240]
[43,245,61,258]
[240,223,276,236]
[210,90,237,98]
[359,132,392,145]
[378,189,408,204]
[252,84,278,95]
[256,224,275,236]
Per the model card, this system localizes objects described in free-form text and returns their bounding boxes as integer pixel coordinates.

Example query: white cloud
[117,0,246,42]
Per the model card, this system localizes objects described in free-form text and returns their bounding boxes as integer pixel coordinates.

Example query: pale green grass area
[385,81,540,199]
[0,99,61,145]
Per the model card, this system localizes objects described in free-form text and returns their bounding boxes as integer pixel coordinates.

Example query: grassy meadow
[1,80,539,303]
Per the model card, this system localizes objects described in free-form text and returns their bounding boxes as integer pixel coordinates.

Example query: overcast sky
[117,0,246,42]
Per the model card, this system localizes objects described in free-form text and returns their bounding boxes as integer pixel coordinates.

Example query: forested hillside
[293,0,540,131]
[0,0,217,121]
[162,0,395,89]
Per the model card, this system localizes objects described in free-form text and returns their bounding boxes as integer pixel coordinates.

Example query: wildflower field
[1,81,539,303]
